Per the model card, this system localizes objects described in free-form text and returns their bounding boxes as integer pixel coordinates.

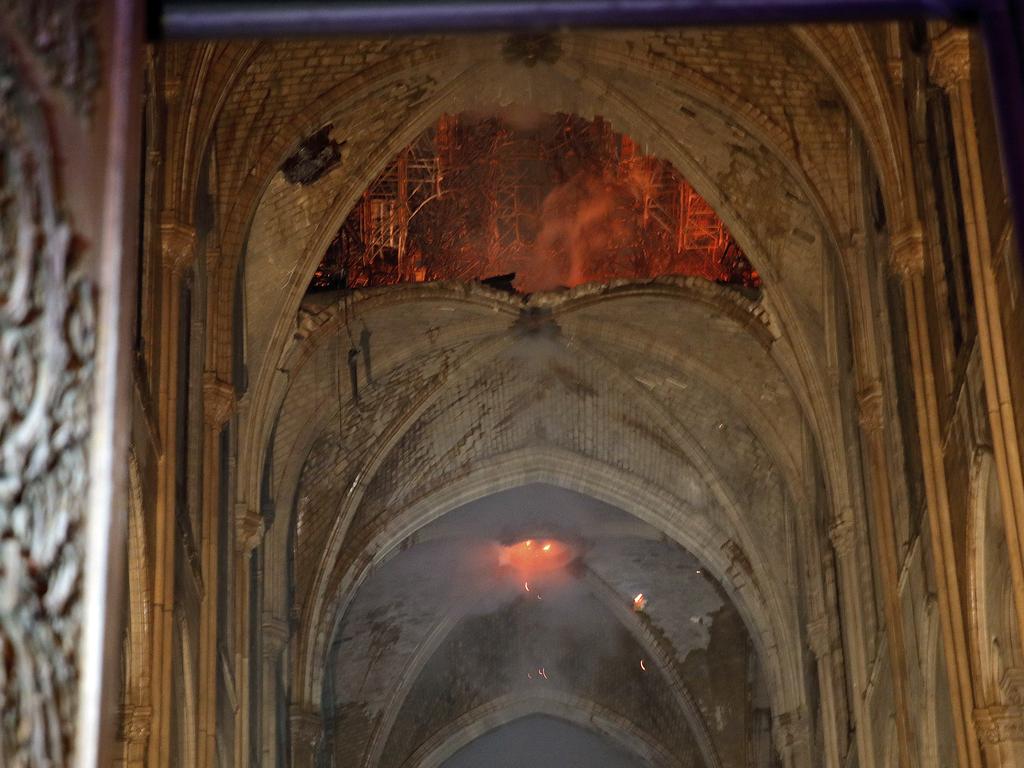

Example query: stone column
[234,508,265,768]
[807,616,843,768]
[121,705,152,768]
[975,706,1024,765]
[197,374,235,768]
[856,381,918,766]
[973,670,1024,764]
[150,220,197,768]
[260,617,290,767]
[890,225,983,767]
[773,708,812,768]
[828,510,878,767]
[930,26,1024,683]
[290,707,323,768]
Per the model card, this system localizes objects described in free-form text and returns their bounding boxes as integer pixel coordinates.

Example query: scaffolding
[310,113,760,294]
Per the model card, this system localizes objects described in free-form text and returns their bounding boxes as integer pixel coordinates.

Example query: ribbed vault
[112,12,1024,768]
[223,24,901,768]
[324,485,767,768]
[257,267,818,766]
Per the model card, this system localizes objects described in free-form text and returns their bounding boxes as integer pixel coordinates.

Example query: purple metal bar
[160,0,967,39]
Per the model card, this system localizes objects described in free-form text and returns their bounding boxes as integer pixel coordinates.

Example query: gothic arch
[233,35,863,556]
[400,691,685,768]
[969,451,1024,704]
[355,538,727,768]
[306,447,804,730]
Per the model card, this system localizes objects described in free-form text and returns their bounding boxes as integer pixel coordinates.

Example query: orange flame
[501,539,573,575]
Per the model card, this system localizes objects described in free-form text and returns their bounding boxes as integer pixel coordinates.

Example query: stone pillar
[975,706,1024,765]
[290,707,323,768]
[150,220,197,768]
[261,617,290,767]
[234,508,265,768]
[197,374,235,768]
[890,225,983,768]
[972,671,1024,765]
[930,26,1024,686]
[807,617,843,768]
[828,510,878,767]
[773,708,812,768]
[856,381,918,767]
[121,706,152,768]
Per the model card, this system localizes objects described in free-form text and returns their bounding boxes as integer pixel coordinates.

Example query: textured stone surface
[324,486,757,767]
[0,30,96,767]
[129,20,1024,768]
[261,282,798,766]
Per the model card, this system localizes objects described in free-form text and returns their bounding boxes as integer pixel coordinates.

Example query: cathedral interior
[2,4,1024,768]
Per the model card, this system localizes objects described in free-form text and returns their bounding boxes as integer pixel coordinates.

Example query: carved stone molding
[807,617,833,659]
[975,705,1024,744]
[262,616,290,657]
[774,708,810,749]
[290,707,323,750]
[929,28,971,92]
[235,502,265,552]
[887,56,904,89]
[160,220,197,275]
[1000,668,1024,706]
[857,380,886,435]
[203,373,235,428]
[5,0,100,114]
[121,705,153,743]
[829,511,857,557]
[720,538,753,585]
[0,37,96,765]
[889,225,926,279]
[501,32,562,67]
[163,76,182,103]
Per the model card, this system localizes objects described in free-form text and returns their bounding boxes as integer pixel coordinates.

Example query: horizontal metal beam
[157,0,970,40]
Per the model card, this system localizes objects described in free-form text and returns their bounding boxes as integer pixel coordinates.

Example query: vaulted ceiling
[159,21,914,766]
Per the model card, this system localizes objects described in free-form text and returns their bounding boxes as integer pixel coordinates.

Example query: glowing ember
[524,581,530,592]
[633,593,647,612]
[501,538,574,574]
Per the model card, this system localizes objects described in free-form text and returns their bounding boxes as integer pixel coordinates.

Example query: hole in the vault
[499,538,576,574]
[307,110,761,296]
